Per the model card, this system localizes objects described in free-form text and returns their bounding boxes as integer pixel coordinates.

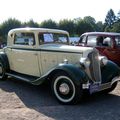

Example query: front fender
[101,60,120,83]
[53,64,89,85]
[32,63,88,85]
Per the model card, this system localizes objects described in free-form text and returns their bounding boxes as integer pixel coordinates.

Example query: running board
[6,72,38,83]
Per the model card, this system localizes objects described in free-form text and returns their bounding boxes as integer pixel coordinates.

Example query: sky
[0,0,120,23]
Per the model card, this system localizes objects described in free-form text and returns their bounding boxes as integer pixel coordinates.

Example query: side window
[14,33,35,46]
[87,36,97,46]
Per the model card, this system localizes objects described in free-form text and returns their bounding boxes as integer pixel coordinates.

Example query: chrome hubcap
[59,83,70,95]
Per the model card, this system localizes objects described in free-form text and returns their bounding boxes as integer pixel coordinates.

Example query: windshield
[38,32,69,44]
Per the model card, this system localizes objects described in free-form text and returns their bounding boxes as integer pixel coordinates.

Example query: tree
[104,9,116,28]
[75,19,93,35]
[110,22,120,32]
[22,19,39,27]
[116,10,120,22]
[83,16,97,31]
[96,21,104,32]
[0,18,21,42]
[40,19,58,29]
[58,19,75,36]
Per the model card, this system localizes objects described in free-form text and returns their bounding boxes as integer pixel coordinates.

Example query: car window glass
[80,35,86,43]
[103,37,112,47]
[44,34,54,42]
[14,33,35,46]
[87,36,97,46]
[38,33,68,44]
[115,36,120,46]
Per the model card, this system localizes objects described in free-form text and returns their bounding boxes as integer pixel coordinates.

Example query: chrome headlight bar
[99,56,108,65]
[80,57,91,68]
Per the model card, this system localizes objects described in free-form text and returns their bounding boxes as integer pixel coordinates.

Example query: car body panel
[0,28,119,97]
[79,32,120,66]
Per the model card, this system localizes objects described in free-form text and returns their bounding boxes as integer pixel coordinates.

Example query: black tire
[101,82,118,94]
[51,72,83,104]
[0,61,7,80]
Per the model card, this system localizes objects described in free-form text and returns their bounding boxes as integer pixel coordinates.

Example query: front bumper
[82,76,120,94]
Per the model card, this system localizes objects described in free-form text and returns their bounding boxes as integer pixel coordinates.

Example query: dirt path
[0,78,120,120]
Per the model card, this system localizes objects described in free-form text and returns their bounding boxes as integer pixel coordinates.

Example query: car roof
[8,27,69,36]
[81,32,120,36]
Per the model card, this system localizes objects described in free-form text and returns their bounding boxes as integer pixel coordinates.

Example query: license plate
[89,84,100,94]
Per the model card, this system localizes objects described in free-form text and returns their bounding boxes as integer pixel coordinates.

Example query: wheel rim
[53,76,75,103]
[59,83,70,95]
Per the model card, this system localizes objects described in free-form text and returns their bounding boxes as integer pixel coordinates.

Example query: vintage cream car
[0,28,120,104]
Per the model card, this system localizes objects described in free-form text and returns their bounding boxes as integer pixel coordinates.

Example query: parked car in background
[0,28,120,104]
[78,32,120,66]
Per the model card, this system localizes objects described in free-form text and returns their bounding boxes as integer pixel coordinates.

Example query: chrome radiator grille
[88,50,101,83]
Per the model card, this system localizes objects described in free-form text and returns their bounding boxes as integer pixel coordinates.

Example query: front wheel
[51,72,83,104]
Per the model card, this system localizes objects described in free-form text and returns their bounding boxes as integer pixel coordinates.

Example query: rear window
[14,33,35,45]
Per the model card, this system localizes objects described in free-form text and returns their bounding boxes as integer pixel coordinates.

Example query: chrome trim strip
[99,82,111,91]
[111,76,120,85]
[6,73,32,82]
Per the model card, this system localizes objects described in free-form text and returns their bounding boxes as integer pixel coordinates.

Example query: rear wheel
[51,72,83,104]
[0,61,7,80]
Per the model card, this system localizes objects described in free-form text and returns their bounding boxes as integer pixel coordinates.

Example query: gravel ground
[0,78,120,120]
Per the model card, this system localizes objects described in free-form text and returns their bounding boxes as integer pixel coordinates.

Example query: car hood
[39,44,94,55]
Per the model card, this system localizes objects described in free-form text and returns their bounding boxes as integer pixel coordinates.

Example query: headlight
[80,58,91,68]
[99,56,108,65]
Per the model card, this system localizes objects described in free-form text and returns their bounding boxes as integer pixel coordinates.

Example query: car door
[9,32,40,77]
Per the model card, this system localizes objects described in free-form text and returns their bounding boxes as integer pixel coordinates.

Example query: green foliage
[111,22,120,32]
[40,19,58,29]
[104,9,116,30]
[104,9,120,33]
[75,19,94,35]
[96,21,104,31]
[58,19,75,36]
[106,21,120,33]
[83,16,97,31]
[22,19,39,27]
[0,18,21,43]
